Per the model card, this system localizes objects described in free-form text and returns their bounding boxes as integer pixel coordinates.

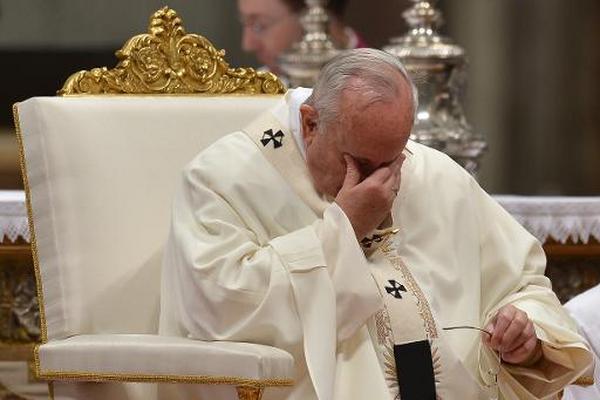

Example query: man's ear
[300,104,319,147]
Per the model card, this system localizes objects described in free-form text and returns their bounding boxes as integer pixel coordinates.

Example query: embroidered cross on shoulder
[260,129,284,149]
[385,279,407,299]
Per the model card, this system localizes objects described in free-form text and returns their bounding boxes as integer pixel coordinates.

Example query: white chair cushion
[16,96,282,339]
[37,334,294,384]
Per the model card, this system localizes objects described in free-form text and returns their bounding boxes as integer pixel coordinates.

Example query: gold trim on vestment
[380,239,439,339]
[58,7,285,95]
[573,376,594,386]
[12,103,48,344]
[373,309,399,393]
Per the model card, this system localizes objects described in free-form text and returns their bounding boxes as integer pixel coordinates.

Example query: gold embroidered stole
[363,231,439,399]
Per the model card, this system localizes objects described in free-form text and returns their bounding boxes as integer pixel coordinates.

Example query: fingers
[489,305,517,350]
[342,154,361,189]
[370,154,406,187]
[503,319,535,354]
[485,305,540,364]
[501,336,540,365]
[482,321,494,347]
[335,153,405,240]
[389,155,405,192]
[497,310,530,353]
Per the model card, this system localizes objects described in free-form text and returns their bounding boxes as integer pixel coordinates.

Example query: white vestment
[159,90,592,400]
[562,285,600,399]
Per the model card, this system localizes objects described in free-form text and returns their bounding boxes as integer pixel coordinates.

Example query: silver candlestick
[384,0,486,175]
[279,0,340,88]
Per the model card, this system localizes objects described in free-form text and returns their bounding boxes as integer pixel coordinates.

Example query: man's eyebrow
[239,13,260,22]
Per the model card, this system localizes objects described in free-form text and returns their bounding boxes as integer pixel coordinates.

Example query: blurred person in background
[238,0,366,74]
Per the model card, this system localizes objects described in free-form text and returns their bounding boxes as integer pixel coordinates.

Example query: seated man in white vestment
[159,49,593,400]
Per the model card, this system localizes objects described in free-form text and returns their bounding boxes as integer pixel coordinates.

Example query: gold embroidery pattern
[380,239,439,339]
[371,237,444,398]
[374,309,400,397]
[360,228,400,249]
[58,7,285,95]
[574,376,595,386]
[374,308,445,399]
[431,342,444,400]
[432,344,442,385]
[374,309,391,346]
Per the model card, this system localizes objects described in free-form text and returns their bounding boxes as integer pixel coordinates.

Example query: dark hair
[281,0,348,18]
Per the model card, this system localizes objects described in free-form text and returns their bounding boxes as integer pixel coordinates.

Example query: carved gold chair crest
[14,7,291,400]
[58,7,284,96]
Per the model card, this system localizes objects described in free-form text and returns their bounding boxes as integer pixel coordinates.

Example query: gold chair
[14,7,293,400]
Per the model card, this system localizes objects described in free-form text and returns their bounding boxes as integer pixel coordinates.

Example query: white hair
[304,48,418,131]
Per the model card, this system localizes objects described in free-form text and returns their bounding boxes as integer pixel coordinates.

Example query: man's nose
[242,28,260,52]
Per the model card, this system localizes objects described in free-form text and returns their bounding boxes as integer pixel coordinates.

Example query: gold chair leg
[236,385,263,400]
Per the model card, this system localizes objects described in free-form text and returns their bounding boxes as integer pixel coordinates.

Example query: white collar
[271,87,313,159]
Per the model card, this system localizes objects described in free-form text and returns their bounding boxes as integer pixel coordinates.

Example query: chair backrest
[16,95,282,341]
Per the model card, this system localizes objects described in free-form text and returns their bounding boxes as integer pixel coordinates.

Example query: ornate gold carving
[58,7,285,95]
[0,260,39,343]
[544,240,600,303]
[236,386,263,400]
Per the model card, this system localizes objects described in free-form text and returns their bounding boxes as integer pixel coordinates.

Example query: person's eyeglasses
[239,14,291,36]
[443,325,500,400]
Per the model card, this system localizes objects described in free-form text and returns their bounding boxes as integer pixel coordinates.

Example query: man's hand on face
[335,154,404,240]
[483,304,542,365]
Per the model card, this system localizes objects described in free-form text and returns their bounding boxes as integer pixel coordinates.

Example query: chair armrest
[35,334,294,388]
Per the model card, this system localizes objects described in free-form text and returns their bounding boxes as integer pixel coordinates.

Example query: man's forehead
[343,97,413,128]
[340,71,413,105]
[238,0,286,16]
[339,97,413,159]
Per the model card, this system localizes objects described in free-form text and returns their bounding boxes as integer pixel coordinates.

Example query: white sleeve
[161,168,381,400]
[471,178,594,399]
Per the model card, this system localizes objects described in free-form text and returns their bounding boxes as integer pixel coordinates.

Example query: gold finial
[58,7,285,95]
